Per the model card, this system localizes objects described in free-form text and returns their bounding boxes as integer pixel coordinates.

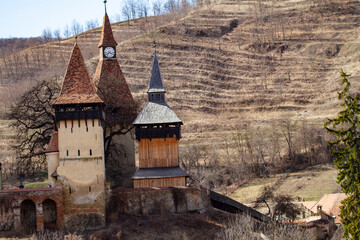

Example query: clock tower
[93,3,136,188]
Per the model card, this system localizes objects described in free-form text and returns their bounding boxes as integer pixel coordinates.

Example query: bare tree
[53,28,62,43]
[114,13,121,23]
[85,19,99,31]
[129,0,137,20]
[7,79,60,178]
[71,19,83,36]
[137,0,149,19]
[164,0,178,14]
[41,27,53,43]
[122,2,132,25]
[63,24,71,38]
[153,0,162,16]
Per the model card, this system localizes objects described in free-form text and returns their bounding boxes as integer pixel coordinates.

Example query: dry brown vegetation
[1,0,360,189]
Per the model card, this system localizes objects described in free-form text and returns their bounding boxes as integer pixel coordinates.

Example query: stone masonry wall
[0,187,63,232]
[106,186,211,223]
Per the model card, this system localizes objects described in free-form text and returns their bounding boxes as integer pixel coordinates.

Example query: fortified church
[0,2,208,233]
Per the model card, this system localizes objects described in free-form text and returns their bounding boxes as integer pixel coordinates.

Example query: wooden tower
[92,5,136,188]
[132,50,187,188]
[50,40,107,230]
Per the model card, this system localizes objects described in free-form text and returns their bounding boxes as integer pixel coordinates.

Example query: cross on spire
[104,0,107,15]
[153,40,157,53]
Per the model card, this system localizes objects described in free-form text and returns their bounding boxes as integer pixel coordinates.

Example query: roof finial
[104,0,107,15]
[153,40,157,53]
[75,35,78,45]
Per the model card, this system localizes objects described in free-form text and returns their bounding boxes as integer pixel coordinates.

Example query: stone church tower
[132,50,188,188]
[49,41,107,230]
[92,9,136,188]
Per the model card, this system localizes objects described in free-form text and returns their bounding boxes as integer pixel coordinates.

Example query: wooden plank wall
[139,138,179,168]
[134,177,185,188]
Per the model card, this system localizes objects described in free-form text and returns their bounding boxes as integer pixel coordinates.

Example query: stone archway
[20,199,36,232]
[43,199,57,229]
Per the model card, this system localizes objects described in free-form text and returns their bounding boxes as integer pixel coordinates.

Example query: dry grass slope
[2,0,360,155]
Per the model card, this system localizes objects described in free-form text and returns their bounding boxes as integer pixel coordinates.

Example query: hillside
[230,163,342,203]
[2,1,360,156]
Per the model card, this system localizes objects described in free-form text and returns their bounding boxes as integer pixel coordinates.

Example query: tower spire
[104,0,107,15]
[98,8,117,47]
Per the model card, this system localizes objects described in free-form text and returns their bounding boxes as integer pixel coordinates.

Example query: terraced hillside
[113,0,360,145]
[2,0,360,149]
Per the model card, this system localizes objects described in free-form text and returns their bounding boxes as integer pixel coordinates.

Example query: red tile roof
[310,193,346,224]
[54,44,103,105]
[98,14,117,47]
[93,59,135,108]
[45,130,58,153]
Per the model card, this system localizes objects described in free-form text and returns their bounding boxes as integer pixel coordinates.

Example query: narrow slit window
[66,150,69,156]
[78,150,80,156]
[69,187,72,194]
[89,186,91,192]
[65,121,67,128]
[86,127,88,132]
[71,128,73,133]
[92,119,95,127]
[89,149,92,156]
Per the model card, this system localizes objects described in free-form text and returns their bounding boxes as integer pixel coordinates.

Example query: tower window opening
[90,149,92,156]
[65,121,67,128]
[92,119,94,127]
[89,186,91,192]
[78,120,80,127]
[69,187,72,194]
[78,150,80,156]
[86,127,88,132]
[66,150,69,156]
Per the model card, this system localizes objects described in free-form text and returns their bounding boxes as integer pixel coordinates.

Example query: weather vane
[104,0,107,14]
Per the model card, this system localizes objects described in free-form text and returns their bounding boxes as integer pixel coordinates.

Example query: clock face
[104,47,115,58]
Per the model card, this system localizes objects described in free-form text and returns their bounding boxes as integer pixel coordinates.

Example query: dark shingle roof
[54,43,103,105]
[98,14,117,47]
[134,52,182,125]
[148,52,165,93]
[210,190,271,223]
[132,167,188,179]
[134,102,181,125]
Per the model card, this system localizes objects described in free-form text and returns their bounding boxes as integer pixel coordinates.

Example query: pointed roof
[54,43,103,105]
[93,59,135,108]
[134,52,182,125]
[148,52,166,93]
[45,130,58,153]
[98,14,117,47]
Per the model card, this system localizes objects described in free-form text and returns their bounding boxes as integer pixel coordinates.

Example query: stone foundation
[106,186,210,223]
